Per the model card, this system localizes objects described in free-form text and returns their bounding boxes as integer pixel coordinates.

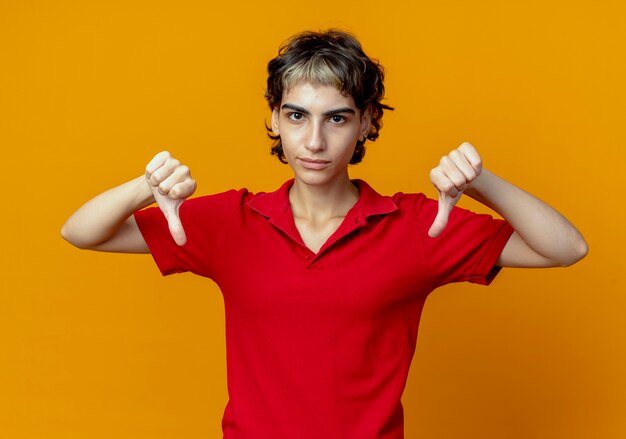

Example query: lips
[298,157,330,170]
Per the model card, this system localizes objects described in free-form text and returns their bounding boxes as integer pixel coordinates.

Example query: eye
[330,115,346,124]
[288,112,304,121]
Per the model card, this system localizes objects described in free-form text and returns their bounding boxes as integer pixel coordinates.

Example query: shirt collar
[247,179,398,219]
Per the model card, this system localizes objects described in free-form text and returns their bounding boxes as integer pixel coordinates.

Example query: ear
[271,108,280,136]
[360,106,372,140]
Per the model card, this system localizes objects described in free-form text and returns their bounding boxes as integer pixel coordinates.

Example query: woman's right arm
[61,151,196,253]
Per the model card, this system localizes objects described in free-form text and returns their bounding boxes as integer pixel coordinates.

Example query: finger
[458,142,482,173]
[428,192,461,238]
[440,156,469,192]
[428,194,452,238]
[148,157,181,188]
[167,178,197,200]
[146,151,171,178]
[431,164,461,197]
[157,165,192,197]
[164,208,187,246]
[448,149,479,183]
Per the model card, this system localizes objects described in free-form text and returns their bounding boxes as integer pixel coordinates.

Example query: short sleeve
[414,194,514,288]
[134,189,248,278]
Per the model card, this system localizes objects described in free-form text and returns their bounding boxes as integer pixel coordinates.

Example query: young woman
[62,30,587,438]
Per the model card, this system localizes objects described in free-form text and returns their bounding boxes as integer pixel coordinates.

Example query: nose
[304,120,326,153]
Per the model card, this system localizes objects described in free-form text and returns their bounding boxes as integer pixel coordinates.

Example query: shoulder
[388,190,435,216]
[178,182,292,223]
[390,191,430,205]
[136,188,259,231]
[181,187,266,211]
[182,188,251,207]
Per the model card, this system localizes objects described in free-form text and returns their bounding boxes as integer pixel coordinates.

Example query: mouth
[298,157,331,170]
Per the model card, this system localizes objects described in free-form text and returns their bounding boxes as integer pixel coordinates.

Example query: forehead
[281,81,357,109]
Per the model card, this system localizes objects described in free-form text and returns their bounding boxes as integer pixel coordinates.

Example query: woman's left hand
[428,142,482,238]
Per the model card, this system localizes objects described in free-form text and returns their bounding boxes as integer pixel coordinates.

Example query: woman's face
[271,81,371,188]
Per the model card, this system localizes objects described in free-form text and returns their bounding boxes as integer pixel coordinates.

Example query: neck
[289,175,359,221]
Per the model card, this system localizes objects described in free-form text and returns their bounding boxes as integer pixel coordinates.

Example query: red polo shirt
[134,179,514,438]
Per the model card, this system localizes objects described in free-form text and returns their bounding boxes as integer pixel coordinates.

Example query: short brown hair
[265,30,393,164]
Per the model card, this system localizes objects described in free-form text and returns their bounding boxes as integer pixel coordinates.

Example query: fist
[145,151,197,246]
[428,142,482,238]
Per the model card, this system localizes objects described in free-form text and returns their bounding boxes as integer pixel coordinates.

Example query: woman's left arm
[428,142,588,268]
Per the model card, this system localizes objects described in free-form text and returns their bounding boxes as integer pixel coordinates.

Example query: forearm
[61,175,154,249]
[465,169,588,267]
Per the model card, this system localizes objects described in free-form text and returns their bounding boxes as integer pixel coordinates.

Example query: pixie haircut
[265,30,393,165]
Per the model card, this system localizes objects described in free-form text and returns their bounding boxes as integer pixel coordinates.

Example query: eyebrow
[281,103,356,117]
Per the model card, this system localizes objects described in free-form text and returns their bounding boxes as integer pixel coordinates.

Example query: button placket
[302,249,314,269]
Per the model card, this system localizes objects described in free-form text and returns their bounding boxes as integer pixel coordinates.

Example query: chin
[294,173,329,186]
[293,170,347,188]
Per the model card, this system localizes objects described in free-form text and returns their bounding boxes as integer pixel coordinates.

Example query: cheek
[281,124,307,143]
[279,130,300,158]
[340,130,360,149]
[337,138,358,161]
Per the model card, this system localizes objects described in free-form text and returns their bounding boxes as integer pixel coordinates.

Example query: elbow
[60,222,72,244]
[559,236,589,267]
[61,222,88,249]
[61,223,78,247]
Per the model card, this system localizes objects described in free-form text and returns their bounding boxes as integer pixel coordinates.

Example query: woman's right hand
[145,151,197,246]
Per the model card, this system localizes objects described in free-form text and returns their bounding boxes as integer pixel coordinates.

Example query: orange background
[2,1,625,438]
